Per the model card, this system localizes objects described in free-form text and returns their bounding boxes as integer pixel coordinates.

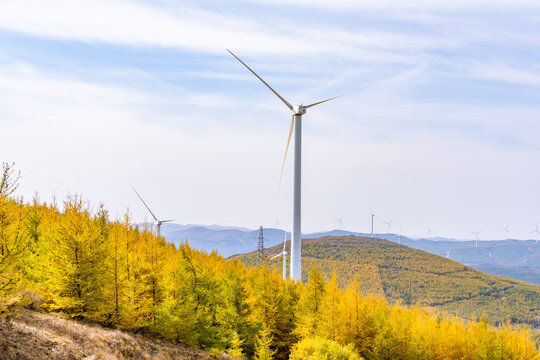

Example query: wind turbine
[530,222,540,243]
[426,226,435,238]
[274,216,281,230]
[446,246,452,259]
[269,228,288,280]
[335,216,344,231]
[383,218,393,233]
[469,229,482,248]
[371,211,376,238]
[228,50,371,281]
[132,187,174,238]
[499,222,511,239]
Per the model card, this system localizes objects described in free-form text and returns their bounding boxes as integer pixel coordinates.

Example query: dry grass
[0,309,237,360]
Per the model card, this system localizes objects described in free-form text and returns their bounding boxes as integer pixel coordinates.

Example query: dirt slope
[0,309,237,360]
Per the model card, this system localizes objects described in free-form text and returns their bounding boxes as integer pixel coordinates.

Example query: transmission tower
[257,226,266,265]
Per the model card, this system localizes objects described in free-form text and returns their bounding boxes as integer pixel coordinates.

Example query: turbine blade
[227,49,293,110]
[132,187,158,222]
[305,84,373,109]
[270,253,282,260]
[278,116,295,191]
[161,219,175,223]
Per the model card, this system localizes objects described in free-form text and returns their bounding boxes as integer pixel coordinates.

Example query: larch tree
[43,195,105,318]
[0,163,27,297]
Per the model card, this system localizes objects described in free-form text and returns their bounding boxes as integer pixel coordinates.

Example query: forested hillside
[238,236,540,327]
[1,164,539,359]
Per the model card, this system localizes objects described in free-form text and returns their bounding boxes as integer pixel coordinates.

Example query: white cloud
[470,63,540,87]
[0,0,315,54]
[0,0,496,63]
[239,0,540,11]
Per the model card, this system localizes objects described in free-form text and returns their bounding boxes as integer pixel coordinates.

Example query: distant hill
[235,235,540,327]
[161,224,540,285]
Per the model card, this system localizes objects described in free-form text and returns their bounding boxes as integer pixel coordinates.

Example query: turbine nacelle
[292,105,306,115]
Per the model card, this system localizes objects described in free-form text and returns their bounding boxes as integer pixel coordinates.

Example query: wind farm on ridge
[2,3,540,357]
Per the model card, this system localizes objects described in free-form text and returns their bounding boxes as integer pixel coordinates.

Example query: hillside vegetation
[239,236,540,327]
[0,163,539,359]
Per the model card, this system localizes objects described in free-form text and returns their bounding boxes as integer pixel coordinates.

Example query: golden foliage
[0,189,538,359]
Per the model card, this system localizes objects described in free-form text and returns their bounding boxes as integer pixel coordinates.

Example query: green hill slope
[236,235,540,326]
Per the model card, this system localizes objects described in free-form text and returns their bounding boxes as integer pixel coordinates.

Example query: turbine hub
[292,104,306,115]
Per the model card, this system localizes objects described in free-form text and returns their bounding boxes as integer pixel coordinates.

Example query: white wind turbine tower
[469,229,482,248]
[446,246,452,259]
[228,50,371,281]
[132,187,174,238]
[270,227,288,280]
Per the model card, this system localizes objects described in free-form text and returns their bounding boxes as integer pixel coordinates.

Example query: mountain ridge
[161,223,540,285]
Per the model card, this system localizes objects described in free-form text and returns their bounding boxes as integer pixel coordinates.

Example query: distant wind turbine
[132,187,174,238]
[398,227,402,244]
[499,222,511,239]
[446,246,452,259]
[228,50,371,281]
[530,223,540,243]
[274,216,281,230]
[335,216,344,230]
[469,229,482,248]
[383,218,393,233]
[426,226,435,237]
[269,228,288,280]
[371,211,376,238]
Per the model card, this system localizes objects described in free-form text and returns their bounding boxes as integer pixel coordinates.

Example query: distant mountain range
[159,223,540,285]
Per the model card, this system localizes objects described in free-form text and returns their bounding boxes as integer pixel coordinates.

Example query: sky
[1,0,540,240]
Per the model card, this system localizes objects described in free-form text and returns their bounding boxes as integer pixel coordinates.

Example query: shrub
[290,337,362,360]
